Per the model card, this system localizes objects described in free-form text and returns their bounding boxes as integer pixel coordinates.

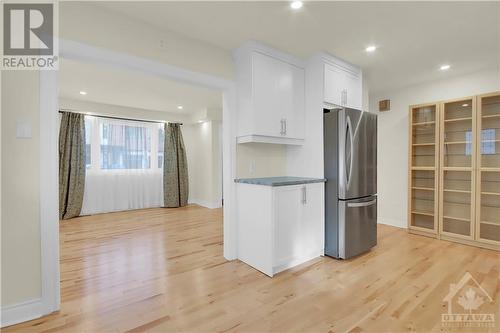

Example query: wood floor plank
[3,205,499,332]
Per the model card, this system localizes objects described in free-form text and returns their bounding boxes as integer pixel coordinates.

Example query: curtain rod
[59,109,183,125]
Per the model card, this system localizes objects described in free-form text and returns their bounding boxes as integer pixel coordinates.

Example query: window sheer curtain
[81,117,163,215]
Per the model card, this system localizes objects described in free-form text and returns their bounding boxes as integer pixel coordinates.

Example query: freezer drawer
[338,196,377,259]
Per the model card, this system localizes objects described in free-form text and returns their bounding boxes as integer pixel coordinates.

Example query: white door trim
[6,38,238,328]
[39,70,61,314]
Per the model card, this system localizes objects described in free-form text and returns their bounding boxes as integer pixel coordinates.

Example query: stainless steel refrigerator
[324,107,377,259]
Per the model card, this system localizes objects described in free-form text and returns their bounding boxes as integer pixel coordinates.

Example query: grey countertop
[234,176,326,187]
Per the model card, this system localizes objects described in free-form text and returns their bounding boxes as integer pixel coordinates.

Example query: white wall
[236,144,287,178]
[183,121,223,208]
[1,71,42,306]
[59,2,233,80]
[370,69,500,228]
[59,98,191,124]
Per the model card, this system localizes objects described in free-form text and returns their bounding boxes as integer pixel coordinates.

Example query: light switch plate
[249,160,256,174]
[16,121,32,138]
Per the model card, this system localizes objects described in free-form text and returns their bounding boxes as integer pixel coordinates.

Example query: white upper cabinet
[343,70,362,110]
[324,60,362,110]
[235,42,305,145]
[324,63,346,107]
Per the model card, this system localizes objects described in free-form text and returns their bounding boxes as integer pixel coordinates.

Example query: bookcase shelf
[412,143,435,147]
[444,189,471,194]
[481,220,500,226]
[412,186,434,191]
[443,215,470,222]
[444,117,472,123]
[482,114,500,119]
[413,121,435,126]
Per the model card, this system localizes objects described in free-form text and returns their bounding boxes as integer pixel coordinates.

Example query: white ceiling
[97,1,500,93]
[59,59,223,114]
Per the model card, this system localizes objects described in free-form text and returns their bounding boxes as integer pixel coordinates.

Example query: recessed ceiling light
[440,64,451,71]
[365,45,377,53]
[177,105,183,110]
[462,103,469,107]
[290,1,303,10]
[79,91,87,95]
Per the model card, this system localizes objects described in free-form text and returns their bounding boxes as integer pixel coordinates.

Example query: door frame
[38,39,238,317]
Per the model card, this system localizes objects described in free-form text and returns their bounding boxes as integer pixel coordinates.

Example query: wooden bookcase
[408,92,500,251]
[439,96,476,241]
[408,103,439,235]
[475,92,500,247]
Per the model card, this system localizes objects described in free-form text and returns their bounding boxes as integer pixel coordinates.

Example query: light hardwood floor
[4,205,499,333]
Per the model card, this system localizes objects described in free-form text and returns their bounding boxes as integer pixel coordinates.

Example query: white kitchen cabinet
[324,63,346,108]
[274,186,303,268]
[237,182,324,277]
[324,61,362,110]
[234,42,305,145]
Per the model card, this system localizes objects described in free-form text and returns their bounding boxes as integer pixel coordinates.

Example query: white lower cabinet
[237,182,324,277]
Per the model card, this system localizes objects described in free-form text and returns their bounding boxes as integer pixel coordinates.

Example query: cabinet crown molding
[312,51,362,76]
[233,40,305,68]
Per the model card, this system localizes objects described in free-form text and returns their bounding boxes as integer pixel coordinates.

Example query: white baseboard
[273,249,323,275]
[189,198,222,209]
[1,298,47,328]
[378,218,406,229]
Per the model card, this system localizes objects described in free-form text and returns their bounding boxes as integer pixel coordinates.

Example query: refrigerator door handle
[345,115,354,190]
[347,199,377,208]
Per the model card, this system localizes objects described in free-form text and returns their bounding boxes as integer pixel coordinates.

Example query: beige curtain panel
[59,112,86,219]
[163,123,189,207]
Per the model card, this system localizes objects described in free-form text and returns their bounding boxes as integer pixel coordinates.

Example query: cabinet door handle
[280,119,284,135]
[302,186,307,204]
[345,90,348,106]
[284,119,287,136]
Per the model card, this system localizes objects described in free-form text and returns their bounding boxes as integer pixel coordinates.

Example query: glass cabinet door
[440,98,475,239]
[409,104,438,233]
[476,93,500,245]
